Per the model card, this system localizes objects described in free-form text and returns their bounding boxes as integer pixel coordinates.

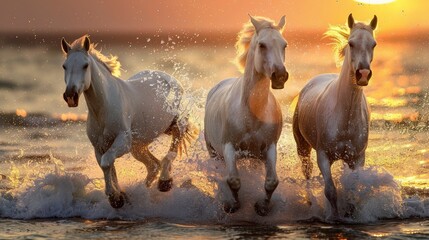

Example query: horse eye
[259,43,266,49]
[348,42,354,48]
[62,65,66,70]
[83,64,89,69]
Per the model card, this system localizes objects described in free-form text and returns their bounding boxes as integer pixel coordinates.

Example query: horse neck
[334,48,365,123]
[240,46,271,112]
[335,47,365,114]
[83,57,113,119]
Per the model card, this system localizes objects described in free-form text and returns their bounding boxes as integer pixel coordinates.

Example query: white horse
[204,15,288,216]
[292,14,377,220]
[61,35,197,208]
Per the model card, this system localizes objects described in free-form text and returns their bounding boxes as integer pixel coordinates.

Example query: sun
[354,0,395,4]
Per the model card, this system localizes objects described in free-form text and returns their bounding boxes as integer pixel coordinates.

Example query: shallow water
[1,33,429,238]
[2,218,429,239]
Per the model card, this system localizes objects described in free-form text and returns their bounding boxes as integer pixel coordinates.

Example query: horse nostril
[355,69,362,80]
[357,69,371,80]
[73,92,79,102]
[285,71,289,80]
[271,72,276,80]
[63,92,67,102]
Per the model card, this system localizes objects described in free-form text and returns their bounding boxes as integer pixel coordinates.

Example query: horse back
[126,70,184,143]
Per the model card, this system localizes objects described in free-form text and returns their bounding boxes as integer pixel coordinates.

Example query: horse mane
[70,35,122,78]
[234,16,279,73]
[324,22,375,67]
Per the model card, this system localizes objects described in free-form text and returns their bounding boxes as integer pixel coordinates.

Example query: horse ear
[277,15,286,30]
[249,14,263,33]
[370,15,378,30]
[61,37,71,54]
[348,13,355,29]
[83,36,90,52]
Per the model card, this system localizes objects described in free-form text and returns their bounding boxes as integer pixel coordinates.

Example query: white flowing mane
[234,16,280,73]
[69,35,122,77]
[324,22,375,66]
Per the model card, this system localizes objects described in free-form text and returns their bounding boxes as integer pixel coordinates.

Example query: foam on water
[1,134,428,224]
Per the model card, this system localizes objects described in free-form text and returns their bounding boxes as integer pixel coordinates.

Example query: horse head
[61,36,92,107]
[347,14,377,86]
[250,15,289,89]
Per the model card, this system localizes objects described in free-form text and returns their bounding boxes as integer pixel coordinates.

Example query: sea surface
[1,32,429,239]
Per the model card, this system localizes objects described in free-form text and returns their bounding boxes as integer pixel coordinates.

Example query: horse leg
[317,150,339,221]
[95,150,127,208]
[345,153,365,218]
[353,153,365,169]
[293,117,313,180]
[109,164,129,207]
[158,123,181,192]
[204,130,217,158]
[299,148,312,180]
[223,142,240,213]
[131,144,160,187]
[293,113,314,206]
[99,130,132,208]
[205,139,217,158]
[255,143,279,216]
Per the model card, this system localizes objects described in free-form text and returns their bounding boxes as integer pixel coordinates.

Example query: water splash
[1,138,428,223]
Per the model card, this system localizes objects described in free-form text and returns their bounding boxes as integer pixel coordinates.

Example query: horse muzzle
[270,70,289,89]
[63,91,79,107]
[355,69,372,86]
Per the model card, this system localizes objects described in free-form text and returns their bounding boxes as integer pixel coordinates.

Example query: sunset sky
[0,0,428,35]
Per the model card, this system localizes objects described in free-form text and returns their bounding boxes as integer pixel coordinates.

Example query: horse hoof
[108,192,127,209]
[145,177,156,188]
[254,200,270,216]
[223,200,240,213]
[344,203,356,218]
[158,179,173,192]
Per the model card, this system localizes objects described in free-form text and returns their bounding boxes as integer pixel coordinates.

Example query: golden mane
[324,22,375,67]
[234,17,279,73]
[70,35,122,77]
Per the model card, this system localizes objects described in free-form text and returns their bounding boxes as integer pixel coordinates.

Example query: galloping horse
[292,14,377,220]
[204,15,288,216]
[61,35,197,208]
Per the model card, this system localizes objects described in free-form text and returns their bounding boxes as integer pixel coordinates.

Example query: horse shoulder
[205,78,239,123]
[295,74,338,147]
[205,78,244,150]
[86,115,102,146]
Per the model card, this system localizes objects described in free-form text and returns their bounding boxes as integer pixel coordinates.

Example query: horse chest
[235,125,277,156]
[86,122,116,153]
[324,125,368,161]
[238,132,262,148]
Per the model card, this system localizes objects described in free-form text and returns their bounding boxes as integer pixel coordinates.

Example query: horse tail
[165,75,199,158]
[176,84,199,158]
[175,116,199,158]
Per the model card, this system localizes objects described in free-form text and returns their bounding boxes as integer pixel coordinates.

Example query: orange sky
[0,0,427,34]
